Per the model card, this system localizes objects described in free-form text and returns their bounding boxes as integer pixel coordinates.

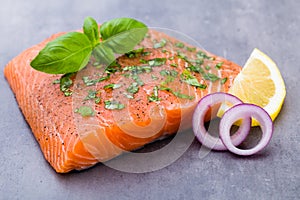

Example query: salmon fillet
[4,29,241,173]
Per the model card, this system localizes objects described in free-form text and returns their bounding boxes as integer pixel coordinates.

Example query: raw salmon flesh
[4,29,241,173]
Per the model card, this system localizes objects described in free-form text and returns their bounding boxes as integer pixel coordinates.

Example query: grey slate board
[0,0,299,199]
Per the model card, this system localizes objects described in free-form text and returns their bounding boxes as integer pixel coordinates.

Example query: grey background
[0,0,299,199]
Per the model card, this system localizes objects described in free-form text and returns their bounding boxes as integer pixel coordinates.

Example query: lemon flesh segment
[217,48,286,126]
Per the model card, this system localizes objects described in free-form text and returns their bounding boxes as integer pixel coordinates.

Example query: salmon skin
[4,29,241,173]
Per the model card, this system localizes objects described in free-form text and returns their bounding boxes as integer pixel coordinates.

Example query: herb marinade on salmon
[4,29,241,173]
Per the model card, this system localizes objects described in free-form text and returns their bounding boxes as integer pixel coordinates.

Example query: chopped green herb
[205,65,211,70]
[139,59,148,64]
[203,73,220,82]
[105,60,121,74]
[139,65,152,73]
[84,90,101,104]
[186,46,196,52]
[215,62,224,69]
[180,69,207,89]
[169,56,174,61]
[160,69,178,85]
[125,48,145,58]
[125,48,150,58]
[82,76,94,86]
[122,73,131,78]
[127,82,139,94]
[103,83,122,90]
[84,90,97,100]
[160,70,168,77]
[142,51,151,56]
[151,74,159,80]
[159,86,194,100]
[172,91,194,100]
[148,86,160,102]
[177,51,187,60]
[82,75,109,86]
[123,65,152,74]
[52,79,60,84]
[104,100,125,110]
[75,106,94,117]
[161,76,175,85]
[153,38,167,49]
[160,70,178,77]
[148,58,167,66]
[123,93,134,99]
[196,50,207,58]
[162,49,167,53]
[221,77,228,84]
[170,63,178,67]
[132,74,144,86]
[196,50,213,60]
[175,42,185,48]
[195,58,204,65]
[177,51,194,64]
[60,73,74,96]
[139,58,167,67]
[158,86,172,92]
[84,75,92,84]
[95,97,101,104]
[187,65,205,75]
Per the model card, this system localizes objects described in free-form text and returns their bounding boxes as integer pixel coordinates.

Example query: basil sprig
[30,17,148,74]
[30,32,93,74]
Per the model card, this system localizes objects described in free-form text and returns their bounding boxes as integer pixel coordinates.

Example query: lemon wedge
[218,48,286,126]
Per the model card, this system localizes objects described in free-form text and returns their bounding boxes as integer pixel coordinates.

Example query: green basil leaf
[92,43,115,65]
[30,32,93,74]
[83,16,100,47]
[100,18,148,54]
[100,18,147,40]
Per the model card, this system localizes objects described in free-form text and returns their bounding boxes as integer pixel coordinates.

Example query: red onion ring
[192,92,251,150]
[219,103,273,156]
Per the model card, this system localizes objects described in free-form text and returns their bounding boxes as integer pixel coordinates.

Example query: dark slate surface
[0,0,299,199]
